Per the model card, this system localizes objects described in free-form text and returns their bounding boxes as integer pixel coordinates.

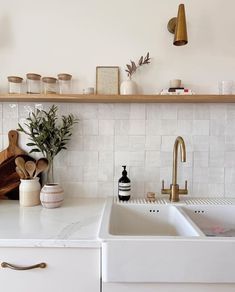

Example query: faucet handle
[179,180,188,194]
[161,180,171,194]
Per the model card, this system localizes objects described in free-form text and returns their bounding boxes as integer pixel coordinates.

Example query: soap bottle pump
[118,165,131,201]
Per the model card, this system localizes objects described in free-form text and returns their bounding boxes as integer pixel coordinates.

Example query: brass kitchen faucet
[161,136,188,202]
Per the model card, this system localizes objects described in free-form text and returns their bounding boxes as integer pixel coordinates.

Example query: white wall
[0,0,235,93]
[1,1,235,199]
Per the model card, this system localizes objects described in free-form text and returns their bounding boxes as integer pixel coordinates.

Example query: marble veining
[0,198,105,248]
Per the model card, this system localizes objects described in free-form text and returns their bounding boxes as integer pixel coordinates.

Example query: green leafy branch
[18,105,78,162]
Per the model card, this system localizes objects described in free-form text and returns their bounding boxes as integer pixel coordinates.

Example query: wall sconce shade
[167,4,188,46]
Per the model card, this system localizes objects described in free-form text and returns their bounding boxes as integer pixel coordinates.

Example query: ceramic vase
[120,79,137,95]
[19,178,41,207]
[40,183,64,209]
[45,159,54,184]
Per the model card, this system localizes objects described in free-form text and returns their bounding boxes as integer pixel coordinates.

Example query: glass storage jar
[26,73,41,94]
[7,76,23,94]
[42,77,57,94]
[57,73,72,94]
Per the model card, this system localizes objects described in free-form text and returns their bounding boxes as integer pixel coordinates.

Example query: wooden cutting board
[0,154,35,200]
[0,130,25,165]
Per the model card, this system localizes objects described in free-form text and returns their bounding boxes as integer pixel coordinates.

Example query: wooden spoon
[15,157,29,178]
[25,161,36,178]
[16,166,25,179]
[34,158,49,178]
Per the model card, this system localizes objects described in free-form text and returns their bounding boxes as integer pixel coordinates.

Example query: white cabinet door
[0,247,100,292]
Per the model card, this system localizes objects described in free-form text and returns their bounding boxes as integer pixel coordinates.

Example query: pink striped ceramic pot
[40,183,64,208]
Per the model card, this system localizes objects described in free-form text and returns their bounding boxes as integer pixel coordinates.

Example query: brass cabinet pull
[1,262,46,270]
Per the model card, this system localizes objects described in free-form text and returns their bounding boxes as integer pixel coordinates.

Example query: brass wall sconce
[167,3,188,46]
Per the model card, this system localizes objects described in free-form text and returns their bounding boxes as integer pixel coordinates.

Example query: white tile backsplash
[145,135,161,150]
[193,167,209,183]
[210,104,226,120]
[177,104,194,120]
[130,104,146,120]
[161,104,178,119]
[115,120,130,135]
[146,104,162,120]
[208,184,224,197]
[209,151,224,167]
[98,136,114,151]
[192,135,209,151]
[208,167,224,183]
[98,164,114,182]
[161,119,177,135]
[114,104,130,119]
[225,119,235,135]
[209,136,225,151]
[193,104,210,120]
[129,151,145,167]
[98,104,114,119]
[2,102,235,198]
[129,136,145,151]
[82,120,98,135]
[226,104,235,120]
[129,120,145,135]
[99,120,114,135]
[81,104,98,119]
[146,119,161,135]
[177,120,193,135]
[194,151,209,168]
[210,119,226,136]
[145,151,161,167]
[98,151,114,164]
[193,120,210,135]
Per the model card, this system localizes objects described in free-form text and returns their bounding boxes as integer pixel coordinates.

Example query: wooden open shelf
[0,94,235,103]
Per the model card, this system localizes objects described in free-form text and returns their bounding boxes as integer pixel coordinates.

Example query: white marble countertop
[0,198,105,248]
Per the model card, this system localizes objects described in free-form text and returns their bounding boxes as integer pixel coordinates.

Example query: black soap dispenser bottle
[118,166,131,201]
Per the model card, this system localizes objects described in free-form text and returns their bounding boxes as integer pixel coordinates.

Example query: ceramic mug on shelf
[170,79,182,88]
[83,87,95,95]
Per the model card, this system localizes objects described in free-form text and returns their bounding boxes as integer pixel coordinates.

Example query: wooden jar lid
[57,73,72,81]
[42,77,57,84]
[26,73,41,80]
[7,76,23,83]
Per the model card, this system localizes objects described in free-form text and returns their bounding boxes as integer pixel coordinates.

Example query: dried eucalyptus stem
[125,52,151,79]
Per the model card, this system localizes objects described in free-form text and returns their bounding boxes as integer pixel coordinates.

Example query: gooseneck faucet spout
[162,136,188,202]
[172,136,186,185]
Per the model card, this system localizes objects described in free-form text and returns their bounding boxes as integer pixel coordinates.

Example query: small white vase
[40,183,64,209]
[19,178,41,207]
[120,80,137,95]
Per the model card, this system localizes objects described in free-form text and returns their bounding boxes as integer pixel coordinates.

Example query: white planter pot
[120,80,137,95]
[40,183,64,208]
[19,178,41,207]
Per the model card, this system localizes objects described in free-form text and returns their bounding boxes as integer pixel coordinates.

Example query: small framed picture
[96,66,119,95]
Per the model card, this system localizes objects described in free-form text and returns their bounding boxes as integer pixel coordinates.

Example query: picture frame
[96,66,120,95]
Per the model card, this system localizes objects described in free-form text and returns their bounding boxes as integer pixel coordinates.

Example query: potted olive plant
[18,104,78,184]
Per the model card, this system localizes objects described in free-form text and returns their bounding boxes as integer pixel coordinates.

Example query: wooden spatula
[0,130,25,165]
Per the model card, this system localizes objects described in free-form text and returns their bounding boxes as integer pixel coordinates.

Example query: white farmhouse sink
[99,198,235,284]
[181,205,235,237]
[109,203,199,236]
